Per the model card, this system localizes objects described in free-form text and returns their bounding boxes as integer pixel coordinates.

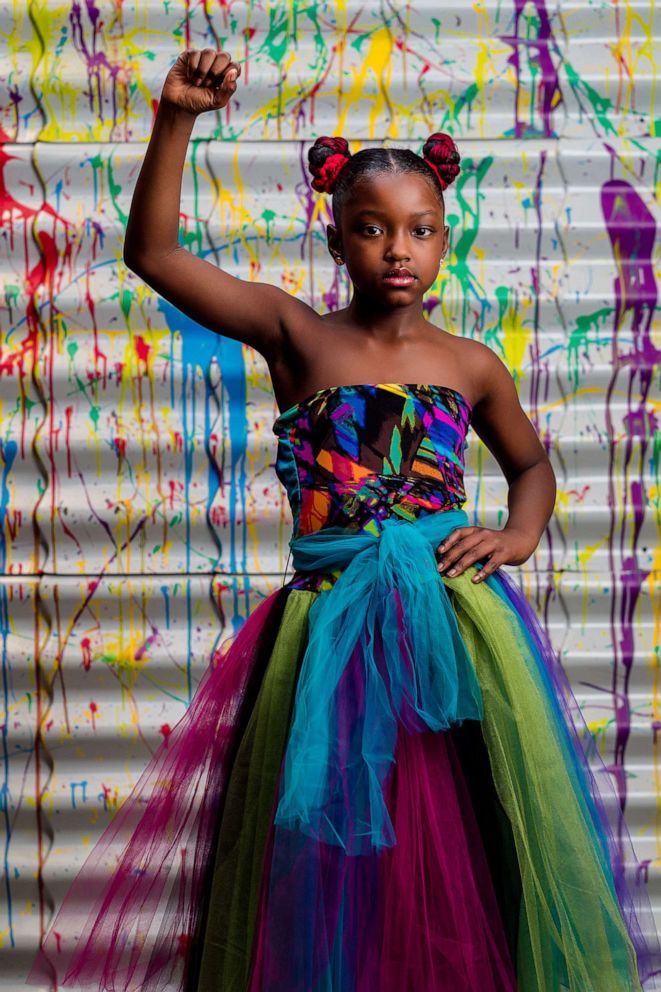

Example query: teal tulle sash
[273,508,484,854]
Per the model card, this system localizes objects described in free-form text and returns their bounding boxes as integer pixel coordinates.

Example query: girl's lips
[383,273,416,286]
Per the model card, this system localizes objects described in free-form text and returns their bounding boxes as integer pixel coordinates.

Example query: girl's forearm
[123,101,198,269]
[502,460,557,555]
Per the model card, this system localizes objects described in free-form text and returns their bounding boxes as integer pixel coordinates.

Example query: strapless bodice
[273,383,472,585]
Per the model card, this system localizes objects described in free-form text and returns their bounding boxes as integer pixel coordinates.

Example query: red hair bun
[308,136,351,193]
[422,132,461,190]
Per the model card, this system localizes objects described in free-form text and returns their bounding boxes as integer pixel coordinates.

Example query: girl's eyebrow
[354,208,438,219]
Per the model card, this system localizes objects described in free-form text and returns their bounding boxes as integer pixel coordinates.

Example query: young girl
[29,47,661,992]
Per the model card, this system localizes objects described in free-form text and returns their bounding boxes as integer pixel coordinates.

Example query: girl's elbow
[122,241,140,272]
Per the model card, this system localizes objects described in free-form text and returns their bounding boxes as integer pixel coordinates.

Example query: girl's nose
[385,247,411,261]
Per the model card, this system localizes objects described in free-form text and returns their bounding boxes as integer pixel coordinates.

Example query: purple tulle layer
[248,708,518,990]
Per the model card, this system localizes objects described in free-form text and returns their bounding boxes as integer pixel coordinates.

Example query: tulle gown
[28,382,661,992]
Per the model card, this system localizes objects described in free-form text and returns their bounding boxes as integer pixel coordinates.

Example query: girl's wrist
[156,97,199,126]
[501,523,540,562]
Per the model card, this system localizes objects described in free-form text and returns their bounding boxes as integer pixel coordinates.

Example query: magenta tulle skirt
[248,720,518,991]
[26,552,661,992]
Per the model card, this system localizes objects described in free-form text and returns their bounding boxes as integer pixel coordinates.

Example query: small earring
[335,256,344,265]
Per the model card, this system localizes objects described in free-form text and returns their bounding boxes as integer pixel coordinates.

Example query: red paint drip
[134,334,150,368]
[81,637,92,671]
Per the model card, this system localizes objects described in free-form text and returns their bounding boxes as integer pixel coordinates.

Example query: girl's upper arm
[123,244,315,362]
[470,344,550,482]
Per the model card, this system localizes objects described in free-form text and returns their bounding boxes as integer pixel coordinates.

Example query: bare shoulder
[276,289,327,349]
[455,339,549,480]
[451,336,524,415]
[442,335,506,403]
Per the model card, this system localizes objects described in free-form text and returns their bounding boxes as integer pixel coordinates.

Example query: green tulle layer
[195,590,315,992]
[445,569,641,991]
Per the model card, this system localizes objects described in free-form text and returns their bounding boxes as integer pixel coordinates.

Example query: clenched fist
[161,48,241,115]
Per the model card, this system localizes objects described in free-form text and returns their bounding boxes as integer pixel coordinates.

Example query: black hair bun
[308,136,351,193]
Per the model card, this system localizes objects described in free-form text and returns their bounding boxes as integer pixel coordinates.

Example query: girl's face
[327,171,450,304]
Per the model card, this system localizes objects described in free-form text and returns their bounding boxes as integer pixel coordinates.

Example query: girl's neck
[341,292,426,342]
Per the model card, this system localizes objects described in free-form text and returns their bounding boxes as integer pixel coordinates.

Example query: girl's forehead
[344,174,442,216]
[353,170,429,191]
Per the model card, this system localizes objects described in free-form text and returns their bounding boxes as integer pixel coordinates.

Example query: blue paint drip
[54,178,63,214]
[160,584,171,629]
[70,781,88,809]
[157,299,249,699]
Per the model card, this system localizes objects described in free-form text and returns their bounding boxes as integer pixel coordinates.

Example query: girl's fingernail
[439,543,445,550]
[447,568,457,575]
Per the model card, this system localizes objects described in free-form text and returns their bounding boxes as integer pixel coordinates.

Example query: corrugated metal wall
[1,1,660,986]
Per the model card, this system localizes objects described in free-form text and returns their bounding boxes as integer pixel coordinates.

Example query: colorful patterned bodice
[272,382,473,592]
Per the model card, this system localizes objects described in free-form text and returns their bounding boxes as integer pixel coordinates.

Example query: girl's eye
[361,225,435,236]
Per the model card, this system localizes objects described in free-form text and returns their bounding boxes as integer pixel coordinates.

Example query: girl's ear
[326,223,343,261]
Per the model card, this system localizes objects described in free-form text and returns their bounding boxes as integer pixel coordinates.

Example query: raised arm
[123,48,311,362]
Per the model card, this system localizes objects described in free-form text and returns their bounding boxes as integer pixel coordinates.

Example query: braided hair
[307,132,461,226]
